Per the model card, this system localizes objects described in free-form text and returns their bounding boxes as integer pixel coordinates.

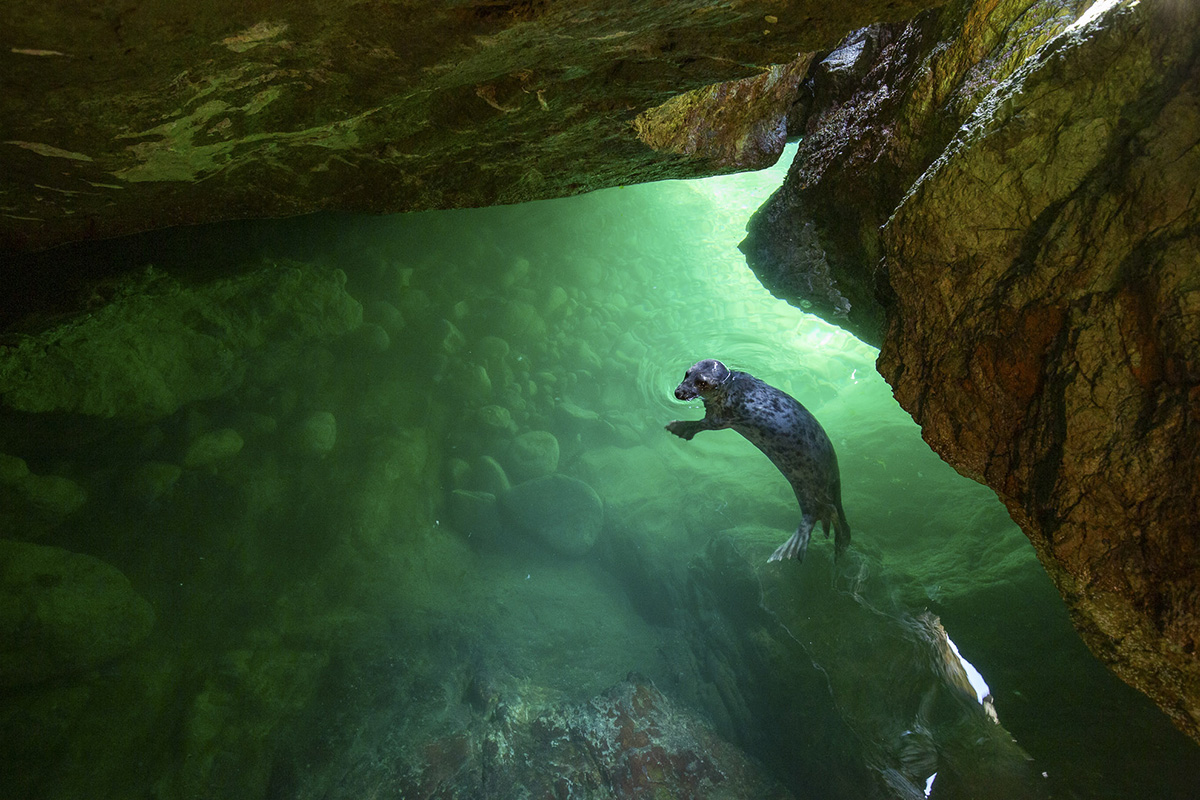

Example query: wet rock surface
[878,0,1200,742]
[0,540,154,686]
[0,262,361,421]
[740,0,1093,345]
[0,0,945,252]
[500,474,603,557]
[318,673,795,800]
[744,0,1200,743]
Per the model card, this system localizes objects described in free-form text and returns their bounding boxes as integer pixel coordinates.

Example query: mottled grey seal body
[666,358,850,563]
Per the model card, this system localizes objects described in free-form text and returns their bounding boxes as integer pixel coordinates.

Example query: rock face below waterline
[0,263,361,421]
[745,0,1200,743]
[0,0,945,252]
[499,475,603,557]
[0,540,155,686]
[341,675,795,799]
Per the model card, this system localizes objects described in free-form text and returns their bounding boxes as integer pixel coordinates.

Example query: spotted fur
[666,358,850,563]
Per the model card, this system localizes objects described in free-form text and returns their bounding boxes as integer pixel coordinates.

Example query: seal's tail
[833,503,851,560]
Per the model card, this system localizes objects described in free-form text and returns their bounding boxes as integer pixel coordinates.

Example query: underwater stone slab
[334,674,794,799]
[878,0,1200,743]
[499,474,602,557]
[505,430,560,484]
[0,262,361,421]
[0,540,155,686]
[296,411,338,456]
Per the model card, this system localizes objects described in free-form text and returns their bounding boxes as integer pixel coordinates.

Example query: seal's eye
[696,378,709,389]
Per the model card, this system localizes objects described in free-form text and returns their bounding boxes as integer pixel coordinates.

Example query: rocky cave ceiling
[2,0,1199,748]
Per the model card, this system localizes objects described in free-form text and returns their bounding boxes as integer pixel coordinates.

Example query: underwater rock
[297,412,337,456]
[458,364,493,405]
[233,410,278,437]
[733,0,1200,744]
[439,319,466,354]
[184,428,245,469]
[16,473,87,517]
[446,490,503,546]
[337,673,793,799]
[505,431,560,484]
[876,0,1200,743]
[1,0,950,253]
[346,322,391,354]
[475,405,517,436]
[446,457,471,490]
[397,289,433,324]
[499,257,531,288]
[740,0,1089,345]
[0,263,362,421]
[175,645,329,799]
[0,539,154,686]
[468,456,511,497]
[474,335,510,365]
[0,462,86,539]
[541,286,570,319]
[568,340,603,372]
[495,301,547,343]
[123,461,183,506]
[499,474,602,557]
[364,299,405,335]
[0,453,30,485]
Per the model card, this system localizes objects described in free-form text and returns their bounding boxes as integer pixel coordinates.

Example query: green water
[1,149,1197,798]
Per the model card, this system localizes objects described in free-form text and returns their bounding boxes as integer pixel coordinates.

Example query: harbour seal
[666,358,850,562]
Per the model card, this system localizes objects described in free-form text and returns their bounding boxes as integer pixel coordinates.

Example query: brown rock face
[741,0,1200,745]
[0,0,941,252]
[740,0,1095,344]
[878,0,1200,741]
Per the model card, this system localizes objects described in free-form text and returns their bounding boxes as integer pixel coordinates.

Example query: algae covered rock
[0,453,30,485]
[0,460,87,539]
[184,428,245,469]
[505,431,560,483]
[0,263,362,421]
[123,461,183,505]
[499,474,602,557]
[876,0,1200,743]
[297,411,338,456]
[0,540,154,686]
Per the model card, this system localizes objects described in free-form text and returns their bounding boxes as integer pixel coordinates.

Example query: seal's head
[674,359,731,401]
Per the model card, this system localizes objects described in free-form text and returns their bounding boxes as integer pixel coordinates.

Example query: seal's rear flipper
[768,519,813,563]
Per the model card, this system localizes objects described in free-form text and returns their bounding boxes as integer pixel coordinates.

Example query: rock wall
[745,0,1200,743]
[0,0,942,252]
[880,0,1200,742]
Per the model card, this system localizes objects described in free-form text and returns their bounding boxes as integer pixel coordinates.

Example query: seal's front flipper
[666,419,707,440]
[768,519,814,563]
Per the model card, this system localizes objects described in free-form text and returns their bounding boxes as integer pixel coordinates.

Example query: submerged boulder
[0,540,155,686]
[744,0,1200,743]
[505,430,560,483]
[183,428,244,469]
[877,0,1200,743]
[331,674,795,799]
[0,263,362,421]
[499,474,602,557]
[296,411,338,456]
